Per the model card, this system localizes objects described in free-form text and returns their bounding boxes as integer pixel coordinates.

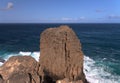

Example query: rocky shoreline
[0,25,88,83]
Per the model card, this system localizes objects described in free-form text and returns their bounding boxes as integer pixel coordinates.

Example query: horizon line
[1,22,120,24]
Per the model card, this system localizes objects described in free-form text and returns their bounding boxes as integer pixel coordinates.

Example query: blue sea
[0,23,120,83]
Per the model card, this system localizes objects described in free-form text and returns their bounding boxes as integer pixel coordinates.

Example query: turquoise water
[0,23,120,83]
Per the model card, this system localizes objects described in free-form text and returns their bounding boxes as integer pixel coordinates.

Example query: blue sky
[0,0,120,23]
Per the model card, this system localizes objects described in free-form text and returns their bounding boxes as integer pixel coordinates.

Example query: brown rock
[0,25,88,83]
[6,72,30,83]
[6,72,40,83]
[39,25,87,82]
[0,75,4,83]
[0,56,41,83]
[56,78,69,83]
[56,78,83,83]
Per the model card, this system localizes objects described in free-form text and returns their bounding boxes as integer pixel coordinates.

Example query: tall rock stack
[39,25,87,83]
[0,25,88,83]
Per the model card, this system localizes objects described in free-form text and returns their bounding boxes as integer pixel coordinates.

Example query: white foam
[3,51,40,62]
[19,51,32,56]
[0,51,40,66]
[19,51,40,61]
[4,53,18,60]
[1,52,120,83]
[0,62,3,66]
[31,52,40,62]
[84,56,120,83]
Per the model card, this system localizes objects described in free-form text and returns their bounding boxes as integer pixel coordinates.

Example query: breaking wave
[0,52,120,83]
[84,56,120,83]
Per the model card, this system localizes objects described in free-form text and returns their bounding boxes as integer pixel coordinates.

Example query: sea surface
[0,23,120,83]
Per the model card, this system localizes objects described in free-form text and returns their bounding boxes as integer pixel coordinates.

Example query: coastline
[0,24,120,83]
[0,26,88,83]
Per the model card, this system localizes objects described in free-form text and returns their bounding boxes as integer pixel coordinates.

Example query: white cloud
[79,16,85,20]
[61,17,86,21]
[108,14,120,19]
[61,17,73,21]
[0,2,13,11]
[7,2,13,9]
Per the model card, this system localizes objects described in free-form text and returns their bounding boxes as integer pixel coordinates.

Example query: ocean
[0,23,120,83]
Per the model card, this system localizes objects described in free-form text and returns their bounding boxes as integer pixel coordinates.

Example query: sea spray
[84,56,120,83]
[0,51,40,65]
[0,52,120,83]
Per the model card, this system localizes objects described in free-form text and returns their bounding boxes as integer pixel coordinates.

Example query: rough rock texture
[6,72,31,83]
[56,78,83,83]
[0,56,41,83]
[0,25,88,83]
[0,75,4,83]
[39,25,87,83]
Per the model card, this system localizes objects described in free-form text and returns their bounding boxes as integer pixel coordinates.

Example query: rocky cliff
[0,25,88,83]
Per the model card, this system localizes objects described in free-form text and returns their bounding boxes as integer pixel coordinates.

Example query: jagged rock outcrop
[0,56,41,83]
[0,25,88,83]
[39,25,87,83]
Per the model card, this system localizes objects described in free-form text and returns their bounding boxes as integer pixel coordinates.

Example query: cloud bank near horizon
[0,2,13,11]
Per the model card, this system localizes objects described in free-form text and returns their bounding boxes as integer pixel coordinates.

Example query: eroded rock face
[0,75,4,83]
[6,72,31,83]
[56,78,83,83]
[39,25,87,83]
[0,25,87,83]
[0,56,41,83]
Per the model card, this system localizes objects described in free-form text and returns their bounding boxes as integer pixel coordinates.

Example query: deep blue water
[0,23,120,82]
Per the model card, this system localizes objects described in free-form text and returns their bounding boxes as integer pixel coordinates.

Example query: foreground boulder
[0,56,41,83]
[39,25,87,83]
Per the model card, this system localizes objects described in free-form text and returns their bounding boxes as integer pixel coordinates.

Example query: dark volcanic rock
[39,25,87,83]
[0,56,41,83]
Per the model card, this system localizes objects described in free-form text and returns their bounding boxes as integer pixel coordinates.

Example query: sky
[0,0,120,23]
